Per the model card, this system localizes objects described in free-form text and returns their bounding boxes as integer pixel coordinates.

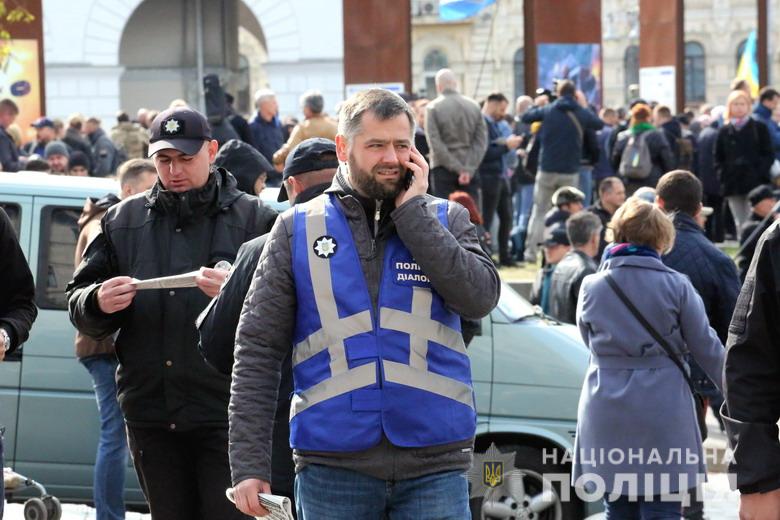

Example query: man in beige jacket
[272,90,337,168]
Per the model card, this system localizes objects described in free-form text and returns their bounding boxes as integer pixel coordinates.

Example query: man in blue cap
[67,106,276,520]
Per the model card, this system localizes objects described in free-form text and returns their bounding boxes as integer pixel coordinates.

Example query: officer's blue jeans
[604,494,682,519]
[295,464,470,519]
[81,356,128,520]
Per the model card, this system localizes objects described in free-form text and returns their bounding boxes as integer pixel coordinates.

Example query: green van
[2,177,593,519]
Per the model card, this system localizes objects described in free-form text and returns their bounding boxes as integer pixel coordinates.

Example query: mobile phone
[403,168,414,190]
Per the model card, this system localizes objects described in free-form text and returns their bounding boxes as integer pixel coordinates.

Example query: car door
[467,314,493,429]
[0,196,33,468]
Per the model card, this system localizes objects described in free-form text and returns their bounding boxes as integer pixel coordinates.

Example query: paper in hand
[130,271,200,290]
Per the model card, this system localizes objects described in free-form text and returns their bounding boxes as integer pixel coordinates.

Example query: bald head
[435,69,458,94]
[515,95,533,115]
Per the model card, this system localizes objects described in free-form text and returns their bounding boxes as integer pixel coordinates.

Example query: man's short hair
[86,116,101,126]
[654,104,672,119]
[338,88,415,141]
[0,98,19,115]
[599,107,616,119]
[435,69,457,91]
[599,176,623,196]
[556,80,576,98]
[254,88,276,107]
[656,169,703,216]
[486,92,508,104]
[566,211,602,248]
[759,86,780,104]
[116,111,130,123]
[117,158,156,189]
[300,90,325,114]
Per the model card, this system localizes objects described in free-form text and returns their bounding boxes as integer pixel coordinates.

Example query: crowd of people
[1,65,780,519]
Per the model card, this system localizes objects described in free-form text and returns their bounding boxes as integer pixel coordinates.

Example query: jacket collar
[672,211,705,235]
[145,167,243,223]
[754,103,771,119]
[600,254,676,274]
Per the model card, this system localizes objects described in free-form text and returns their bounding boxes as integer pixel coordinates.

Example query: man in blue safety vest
[228,88,500,519]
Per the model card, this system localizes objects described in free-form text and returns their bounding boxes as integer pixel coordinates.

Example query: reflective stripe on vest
[290,196,375,419]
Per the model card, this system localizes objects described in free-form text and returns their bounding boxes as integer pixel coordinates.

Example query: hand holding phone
[395,147,429,208]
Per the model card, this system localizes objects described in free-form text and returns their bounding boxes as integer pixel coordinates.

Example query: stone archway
[80,0,302,114]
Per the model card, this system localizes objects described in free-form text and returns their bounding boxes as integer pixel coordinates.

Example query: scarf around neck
[603,242,660,261]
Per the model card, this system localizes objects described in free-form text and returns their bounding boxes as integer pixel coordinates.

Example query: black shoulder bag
[604,273,708,441]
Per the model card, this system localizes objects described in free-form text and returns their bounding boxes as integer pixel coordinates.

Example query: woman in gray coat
[573,197,724,518]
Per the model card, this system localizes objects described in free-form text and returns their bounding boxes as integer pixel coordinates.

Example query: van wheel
[43,496,62,520]
[469,446,583,520]
[23,498,48,520]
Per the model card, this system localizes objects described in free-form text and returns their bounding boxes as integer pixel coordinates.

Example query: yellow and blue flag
[735,30,759,98]
[439,0,496,21]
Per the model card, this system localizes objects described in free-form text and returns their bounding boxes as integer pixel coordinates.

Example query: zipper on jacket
[371,199,382,255]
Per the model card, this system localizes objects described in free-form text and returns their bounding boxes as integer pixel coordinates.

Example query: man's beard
[348,153,404,200]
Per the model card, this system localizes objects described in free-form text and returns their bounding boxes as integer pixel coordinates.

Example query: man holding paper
[67,106,277,520]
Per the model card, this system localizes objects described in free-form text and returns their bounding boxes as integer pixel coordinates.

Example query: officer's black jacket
[66,168,277,429]
[724,219,780,493]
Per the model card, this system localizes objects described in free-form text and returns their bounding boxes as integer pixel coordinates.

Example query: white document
[130,271,200,290]
[226,488,294,520]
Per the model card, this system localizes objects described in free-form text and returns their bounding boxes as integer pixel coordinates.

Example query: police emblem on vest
[290,194,476,451]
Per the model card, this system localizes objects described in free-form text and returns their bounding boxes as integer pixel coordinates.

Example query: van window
[0,203,21,237]
[37,206,80,310]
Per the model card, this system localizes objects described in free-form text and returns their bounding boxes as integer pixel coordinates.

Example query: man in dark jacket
[587,177,625,260]
[478,92,522,266]
[249,89,284,185]
[548,211,600,324]
[657,170,740,519]
[723,219,780,518]
[84,117,121,177]
[529,224,570,313]
[229,89,499,518]
[752,86,780,161]
[696,110,725,242]
[63,114,95,171]
[737,184,778,281]
[0,99,21,172]
[198,138,338,505]
[66,107,277,520]
[0,206,38,520]
[521,79,603,263]
[655,104,695,171]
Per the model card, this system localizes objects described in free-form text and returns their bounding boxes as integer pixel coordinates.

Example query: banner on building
[640,66,676,109]
[0,39,41,138]
[537,43,601,108]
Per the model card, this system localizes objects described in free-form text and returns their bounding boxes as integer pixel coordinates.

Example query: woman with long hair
[573,198,724,518]
[715,89,774,232]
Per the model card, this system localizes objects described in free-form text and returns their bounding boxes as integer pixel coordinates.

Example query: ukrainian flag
[439,0,496,21]
[735,30,759,98]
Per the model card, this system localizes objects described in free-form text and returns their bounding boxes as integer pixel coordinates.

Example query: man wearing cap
[530,223,570,314]
[44,141,69,174]
[66,106,277,520]
[229,89,499,518]
[737,184,779,281]
[198,137,339,505]
[24,117,58,156]
[544,186,585,230]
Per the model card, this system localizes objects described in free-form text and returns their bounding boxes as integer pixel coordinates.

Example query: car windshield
[496,282,537,321]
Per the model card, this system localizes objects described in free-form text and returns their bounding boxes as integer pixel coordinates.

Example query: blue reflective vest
[289,194,476,452]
